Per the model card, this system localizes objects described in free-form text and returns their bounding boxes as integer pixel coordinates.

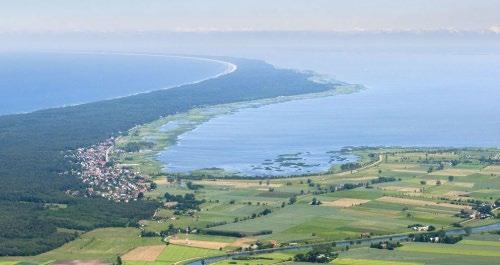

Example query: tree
[294,245,338,263]
[448,175,455,182]
[261,208,272,215]
[311,197,321,206]
[477,204,493,214]
[341,162,361,172]
[289,195,297,205]
[186,181,202,190]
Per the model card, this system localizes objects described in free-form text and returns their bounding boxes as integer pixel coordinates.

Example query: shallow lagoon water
[0,53,229,115]
[158,48,500,176]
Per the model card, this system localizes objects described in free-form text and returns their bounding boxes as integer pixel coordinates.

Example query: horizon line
[1,28,499,35]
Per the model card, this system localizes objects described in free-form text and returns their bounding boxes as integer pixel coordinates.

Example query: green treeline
[0,58,334,256]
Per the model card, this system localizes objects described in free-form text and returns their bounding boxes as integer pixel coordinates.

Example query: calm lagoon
[158,47,500,176]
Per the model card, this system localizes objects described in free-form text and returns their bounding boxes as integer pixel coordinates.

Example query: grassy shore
[110,83,364,179]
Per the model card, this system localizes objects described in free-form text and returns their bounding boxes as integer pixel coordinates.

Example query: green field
[4,148,499,265]
[0,262,20,265]
[398,242,500,257]
[156,245,222,264]
[336,233,500,265]
[121,245,222,265]
[333,258,422,265]
[0,228,162,264]
[459,239,500,247]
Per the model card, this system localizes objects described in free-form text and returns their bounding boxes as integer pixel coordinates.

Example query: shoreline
[1,52,237,116]
[111,82,365,179]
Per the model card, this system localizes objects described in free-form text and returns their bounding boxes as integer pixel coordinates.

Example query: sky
[0,0,499,33]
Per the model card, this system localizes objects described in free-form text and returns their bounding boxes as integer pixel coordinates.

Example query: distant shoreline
[0,52,237,116]
[66,52,238,97]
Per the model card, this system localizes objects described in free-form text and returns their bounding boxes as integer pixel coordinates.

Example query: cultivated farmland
[2,148,499,265]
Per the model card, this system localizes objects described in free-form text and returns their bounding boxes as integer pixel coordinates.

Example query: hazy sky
[1,0,499,32]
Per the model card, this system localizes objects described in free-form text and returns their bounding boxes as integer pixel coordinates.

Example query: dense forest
[0,57,336,256]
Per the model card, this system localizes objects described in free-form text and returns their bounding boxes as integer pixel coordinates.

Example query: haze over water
[159,43,500,176]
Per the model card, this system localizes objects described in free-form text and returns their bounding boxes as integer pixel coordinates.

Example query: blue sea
[158,45,500,176]
[0,53,228,115]
[2,48,499,177]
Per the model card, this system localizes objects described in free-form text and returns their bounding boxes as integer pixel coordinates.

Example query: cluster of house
[468,210,493,220]
[458,206,495,220]
[427,236,442,243]
[412,225,431,231]
[73,138,150,202]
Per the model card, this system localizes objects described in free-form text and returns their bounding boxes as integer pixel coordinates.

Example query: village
[73,137,151,202]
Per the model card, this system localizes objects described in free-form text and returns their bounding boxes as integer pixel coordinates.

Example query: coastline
[68,52,239,96]
[4,49,499,260]
[111,82,365,179]
[0,56,342,255]
[1,52,237,116]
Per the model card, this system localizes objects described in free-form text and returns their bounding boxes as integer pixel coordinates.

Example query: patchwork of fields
[2,148,499,265]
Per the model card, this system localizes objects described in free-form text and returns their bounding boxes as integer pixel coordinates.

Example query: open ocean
[0,52,228,115]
